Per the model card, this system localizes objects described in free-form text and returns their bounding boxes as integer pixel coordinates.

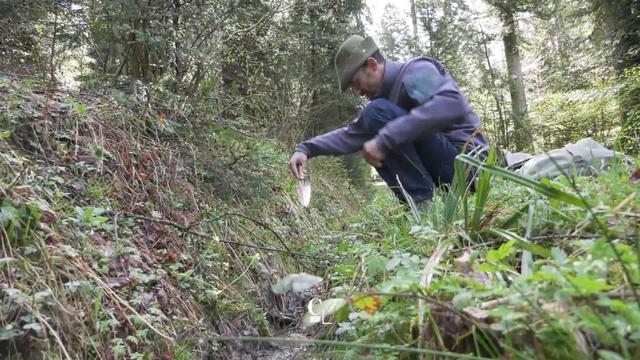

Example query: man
[288,35,488,205]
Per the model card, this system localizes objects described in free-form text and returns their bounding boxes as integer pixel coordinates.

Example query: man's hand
[362,139,385,168]
[288,152,308,179]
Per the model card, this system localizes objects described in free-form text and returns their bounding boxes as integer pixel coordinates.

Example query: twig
[478,289,637,310]
[30,306,72,360]
[418,241,451,355]
[220,212,292,253]
[209,336,492,359]
[106,211,333,261]
[7,164,29,188]
[530,234,600,240]
[529,234,637,241]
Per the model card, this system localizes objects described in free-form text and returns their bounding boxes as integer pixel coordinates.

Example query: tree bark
[47,4,58,92]
[172,0,183,84]
[479,25,507,147]
[501,8,532,151]
[409,0,419,54]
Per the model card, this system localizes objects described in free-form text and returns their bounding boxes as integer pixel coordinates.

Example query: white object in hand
[297,178,311,207]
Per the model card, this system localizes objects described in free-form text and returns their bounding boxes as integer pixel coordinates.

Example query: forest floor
[1,73,640,359]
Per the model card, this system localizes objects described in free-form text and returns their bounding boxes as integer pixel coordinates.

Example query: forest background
[1,0,639,359]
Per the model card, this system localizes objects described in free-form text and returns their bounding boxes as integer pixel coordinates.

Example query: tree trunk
[423,3,435,57]
[409,0,419,54]
[479,25,507,147]
[173,0,183,84]
[502,8,532,151]
[47,4,58,91]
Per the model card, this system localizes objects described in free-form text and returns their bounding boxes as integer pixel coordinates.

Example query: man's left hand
[362,139,385,168]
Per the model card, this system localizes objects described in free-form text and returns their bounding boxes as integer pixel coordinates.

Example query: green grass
[297,155,640,359]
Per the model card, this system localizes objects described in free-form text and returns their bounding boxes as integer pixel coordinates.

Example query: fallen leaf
[630,167,640,184]
[541,302,570,315]
[38,208,57,224]
[106,277,135,289]
[454,249,472,274]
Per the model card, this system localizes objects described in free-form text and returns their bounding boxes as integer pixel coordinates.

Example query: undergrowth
[0,74,359,359]
[294,152,640,359]
[1,73,639,359]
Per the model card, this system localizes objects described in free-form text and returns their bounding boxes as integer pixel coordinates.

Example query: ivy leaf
[0,324,24,341]
[551,247,568,266]
[366,255,387,276]
[597,350,625,360]
[74,102,87,113]
[23,323,42,332]
[385,256,402,271]
[475,263,501,272]
[453,291,473,310]
[490,229,551,258]
[487,240,515,263]
[0,201,18,225]
[568,276,612,293]
[352,295,381,315]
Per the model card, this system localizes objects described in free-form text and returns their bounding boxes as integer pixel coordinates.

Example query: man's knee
[361,99,407,133]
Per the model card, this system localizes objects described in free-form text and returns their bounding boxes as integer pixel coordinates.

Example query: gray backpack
[505,138,633,180]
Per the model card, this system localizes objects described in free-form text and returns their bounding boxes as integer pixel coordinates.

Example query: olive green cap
[335,35,379,92]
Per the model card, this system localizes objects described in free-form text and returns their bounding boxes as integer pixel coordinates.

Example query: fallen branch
[106,211,333,262]
[220,212,292,253]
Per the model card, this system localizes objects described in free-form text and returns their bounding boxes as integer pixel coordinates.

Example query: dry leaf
[541,302,570,315]
[454,249,472,274]
[463,306,490,321]
[630,166,640,185]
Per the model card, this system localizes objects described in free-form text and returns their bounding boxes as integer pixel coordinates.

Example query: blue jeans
[361,99,463,203]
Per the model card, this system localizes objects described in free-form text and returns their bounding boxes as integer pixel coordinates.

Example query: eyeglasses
[349,68,365,95]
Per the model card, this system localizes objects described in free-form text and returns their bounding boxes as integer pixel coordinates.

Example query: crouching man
[289,35,488,206]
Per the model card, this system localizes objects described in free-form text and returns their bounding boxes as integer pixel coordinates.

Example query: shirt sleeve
[374,61,472,150]
[294,118,372,158]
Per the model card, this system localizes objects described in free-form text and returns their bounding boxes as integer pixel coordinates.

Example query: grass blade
[490,228,551,258]
[470,148,495,232]
[456,155,588,208]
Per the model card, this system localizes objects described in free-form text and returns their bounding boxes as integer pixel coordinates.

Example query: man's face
[349,58,382,100]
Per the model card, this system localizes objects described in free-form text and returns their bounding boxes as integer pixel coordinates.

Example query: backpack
[505,138,633,180]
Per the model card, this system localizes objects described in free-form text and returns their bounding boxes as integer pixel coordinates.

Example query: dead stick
[106,211,333,261]
[220,212,292,253]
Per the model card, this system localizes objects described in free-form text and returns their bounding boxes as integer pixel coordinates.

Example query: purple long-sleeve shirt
[295,57,488,157]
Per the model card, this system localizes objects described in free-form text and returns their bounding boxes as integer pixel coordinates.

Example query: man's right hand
[288,152,308,180]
